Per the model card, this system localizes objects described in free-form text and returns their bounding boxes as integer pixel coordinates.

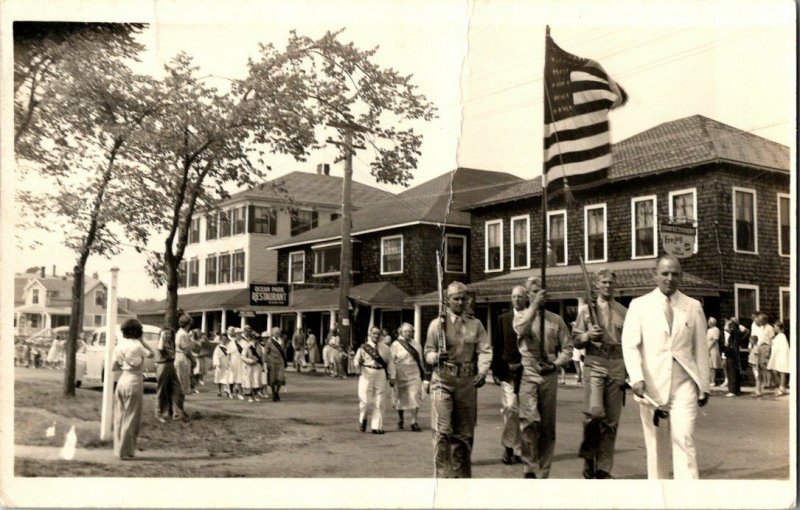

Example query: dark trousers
[430,372,477,478]
[578,360,625,474]
[156,361,186,419]
[724,357,741,395]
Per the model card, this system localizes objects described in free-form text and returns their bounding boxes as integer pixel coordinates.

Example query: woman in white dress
[226,327,244,400]
[241,335,262,402]
[390,323,424,431]
[212,334,233,397]
[767,321,790,396]
[707,318,722,386]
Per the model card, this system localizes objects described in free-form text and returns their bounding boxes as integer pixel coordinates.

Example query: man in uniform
[512,277,573,479]
[491,285,526,465]
[424,281,492,478]
[572,268,627,479]
[622,255,709,479]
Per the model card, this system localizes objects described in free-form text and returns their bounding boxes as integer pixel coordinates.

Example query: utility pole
[327,122,366,354]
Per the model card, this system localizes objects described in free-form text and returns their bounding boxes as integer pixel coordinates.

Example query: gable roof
[226,170,394,209]
[267,168,523,249]
[469,115,790,209]
[20,275,104,298]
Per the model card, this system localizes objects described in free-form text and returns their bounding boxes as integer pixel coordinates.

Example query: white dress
[767,332,790,374]
[390,339,423,410]
[212,343,232,385]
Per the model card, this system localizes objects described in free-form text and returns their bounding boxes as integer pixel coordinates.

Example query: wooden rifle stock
[578,255,599,326]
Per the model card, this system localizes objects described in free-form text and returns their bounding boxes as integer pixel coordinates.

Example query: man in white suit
[622,255,710,479]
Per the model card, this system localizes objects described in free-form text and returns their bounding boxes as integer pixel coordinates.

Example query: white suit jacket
[622,289,710,406]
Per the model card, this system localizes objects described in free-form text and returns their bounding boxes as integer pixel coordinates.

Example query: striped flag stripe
[545,110,608,134]
[573,89,619,105]
[546,152,612,176]
[543,119,608,148]
[570,70,609,84]
[544,142,611,172]
[545,131,610,161]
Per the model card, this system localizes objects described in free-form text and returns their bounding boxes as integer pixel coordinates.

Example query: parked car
[75,324,161,387]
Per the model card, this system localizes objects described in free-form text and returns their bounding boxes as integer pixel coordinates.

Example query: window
[31,289,39,304]
[510,215,530,269]
[231,206,246,235]
[232,252,245,282]
[188,217,200,244]
[669,188,697,254]
[547,210,567,266]
[780,287,790,324]
[94,289,106,306]
[734,284,759,320]
[778,193,790,257]
[632,196,657,259]
[249,206,277,235]
[93,315,103,327]
[732,187,757,253]
[331,213,340,221]
[289,251,305,283]
[314,245,341,275]
[445,234,467,274]
[205,255,217,285]
[485,220,503,272]
[218,211,231,238]
[381,235,403,274]
[188,258,199,287]
[291,209,319,236]
[206,214,218,240]
[178,260,187,288]
[584,204,607,263]
[218,254,231,284]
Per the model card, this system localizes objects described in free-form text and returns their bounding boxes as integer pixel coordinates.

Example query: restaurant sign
[660,222,696,258]
[249,283,290,306]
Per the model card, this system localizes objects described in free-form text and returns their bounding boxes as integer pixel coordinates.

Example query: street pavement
[14,366,791,479]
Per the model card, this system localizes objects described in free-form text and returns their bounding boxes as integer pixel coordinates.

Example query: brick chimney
[40,266,45,278]
[316,163,330,176]
[52,265,56,276]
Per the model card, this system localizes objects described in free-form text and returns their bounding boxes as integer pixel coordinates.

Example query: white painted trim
[288,251,306,284]
[668,187,698,254]
[779,286,790,323]
[313,245,341,277]
[267,221,471,250]
[546,209,568,266]
[734,283,760,319]
[445,234,467,274]
[380,234,404,275]
[510,214,530,270]
[777,193,790,257]
[484,219,504,273]
[583,203,607,263]
[631,195,658,260]
[731,186,758,255]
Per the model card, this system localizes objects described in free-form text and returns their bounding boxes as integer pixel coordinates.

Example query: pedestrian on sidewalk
[292,328,306,373]
[155,326,187,422]
[391,323,424,432]
[767,321,790,396]
[305,329,319,372]
[722,318,746,397]
[264,328,288,401]
[111,318,155,460]
[355,327,396,434]
[706,318,722,387]
[174,315,195,397]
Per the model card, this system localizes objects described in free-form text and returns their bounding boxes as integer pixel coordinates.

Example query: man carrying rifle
[424,281,492,478]
[512,276,572,479]
[572,267,627,479]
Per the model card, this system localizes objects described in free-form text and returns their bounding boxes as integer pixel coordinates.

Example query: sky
[5,0,796,301]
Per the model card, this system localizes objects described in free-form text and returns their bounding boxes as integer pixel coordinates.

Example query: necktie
[664,297,674,334]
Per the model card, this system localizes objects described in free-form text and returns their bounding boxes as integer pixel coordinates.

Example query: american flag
[544,34,627,193]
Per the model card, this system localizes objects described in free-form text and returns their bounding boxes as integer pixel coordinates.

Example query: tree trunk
[165,250,179,331]
[63,264,86,397]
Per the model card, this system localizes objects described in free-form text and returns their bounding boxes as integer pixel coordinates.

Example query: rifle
[578,255,599,326]
[435,250,447,358]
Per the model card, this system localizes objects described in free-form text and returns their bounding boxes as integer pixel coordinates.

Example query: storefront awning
[239,282,410,313]
[135,288,252,315]
[406,259,722,305]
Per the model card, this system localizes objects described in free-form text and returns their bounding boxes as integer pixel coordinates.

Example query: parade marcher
[328,330,347,379]
[354,327,396,434]
[749,312,775,397]
[291,328,306,372]
[572,268,627,479]
[155,326,187,422]
[424,281,492,478]
[767,321,790,396]
[722,318,746,397]
[390,322,424,432]
[491,285,526,466]
[111,319,155,460]
[512,277,573,479]
[226,327,244,400]
[381,328,393,346]
[212,333,233,398]
[305,329,319,372]
[174,315,195,397]
[622,255,710,480]
[706,318,722,386]
[241,333,263,402]
[46,334,65,369]
[264,327,288,401]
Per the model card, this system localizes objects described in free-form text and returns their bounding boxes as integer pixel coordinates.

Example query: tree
[15,25,157,396]
[139,30,436,331]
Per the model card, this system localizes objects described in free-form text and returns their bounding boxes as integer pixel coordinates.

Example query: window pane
[291,210,318,236]
[780,196,790,256]
[446,236,465,273]
[635,200,655,257]
[218,255,231,283]
[672,193,694,222]
[587,208,605,261]
[219,211,231,237]
[188,259,199,287]
[512,219,527,267]
[735,191,754,251]
[382,237,402,273]
[316,246,341,274]
[487,223,501,270]
[189,218,200,244]
[737,288,756,319]
[253,206,276,235]
[206,214,217,240]
[290,253,304,282]
[232,252,245,282]
[549,214,566,264]
[205,256,217,285]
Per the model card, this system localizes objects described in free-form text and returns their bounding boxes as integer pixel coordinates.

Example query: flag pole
[539,25,550,363]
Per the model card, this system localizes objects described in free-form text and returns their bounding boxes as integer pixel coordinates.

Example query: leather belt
[437,361,477,378]
[362,365,383,370]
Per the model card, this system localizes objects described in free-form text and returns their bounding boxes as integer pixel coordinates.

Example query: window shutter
[270,208,277,235]
[248,205,255,234]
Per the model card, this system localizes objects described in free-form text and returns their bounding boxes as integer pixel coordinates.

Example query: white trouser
[638,360,699,479]
[500,381,521,454]
[358,367,387,430]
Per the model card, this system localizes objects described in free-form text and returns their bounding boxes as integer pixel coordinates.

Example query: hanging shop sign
[660,222,697,258]
[250,283,290,306]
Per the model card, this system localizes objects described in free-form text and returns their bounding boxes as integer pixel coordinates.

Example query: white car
[76,324,161,387]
